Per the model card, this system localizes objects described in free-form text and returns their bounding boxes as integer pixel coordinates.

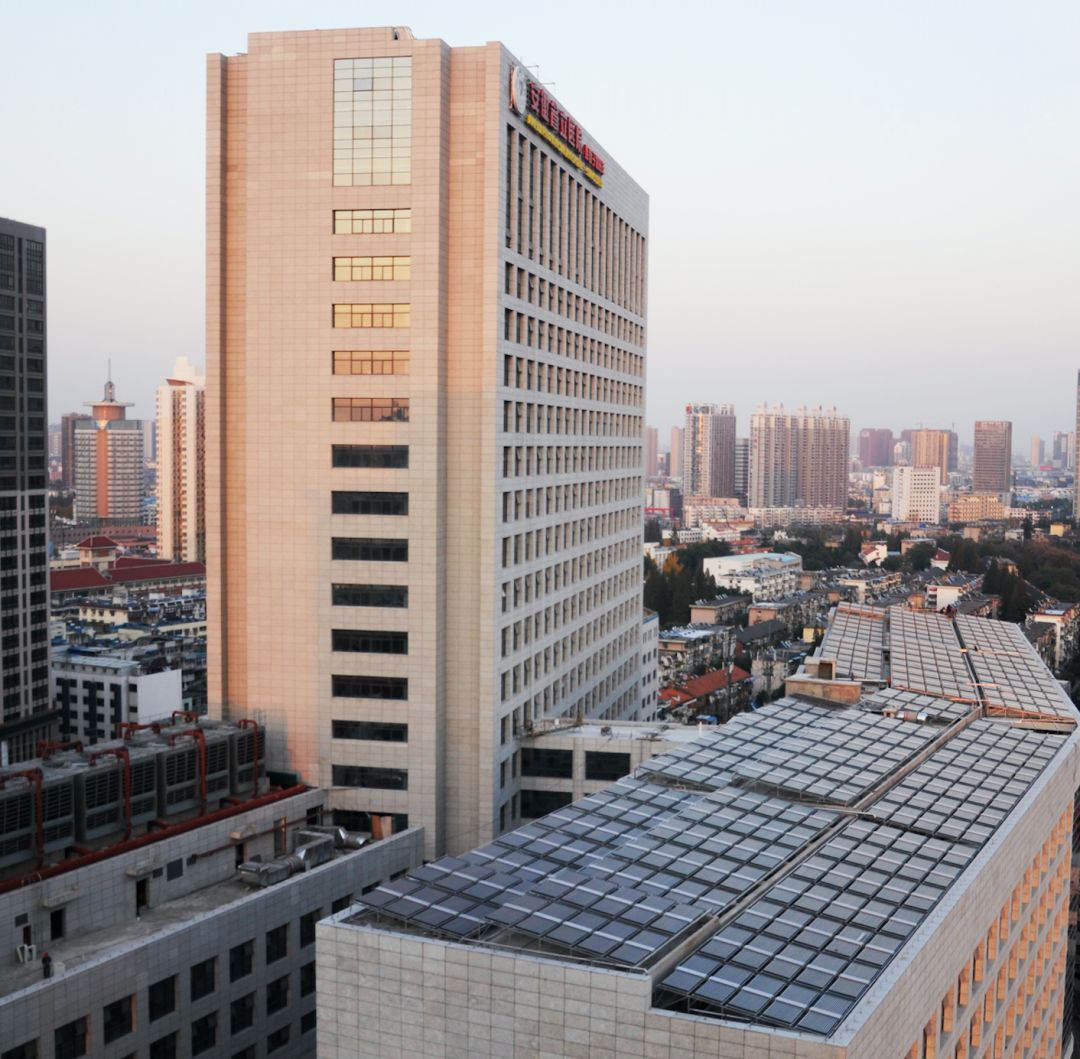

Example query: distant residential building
[689,595,747,625]
[1052,429,1070,470]
[734,436,749,503]
[1028,602,1080,672]
[749,405,849,509]
[893,439,912,465]
[910,429,956,484]
[930,548,951,572]
[73,378,145,522]
[1075,375,1080,511]
[749,505,844,529]
[1030,435,1045,468]
[657,626,732,679]
[857,428,893,468]
[891,465,940,523]
[51,555,206,603]
[860,541,888,566]
[669,426,684,479]
[60,411,91,484]
[52,649,184,744]
[682,495,745,527]
[0,217,52,763]
[156,357,206,562]
[973,419,1012,495]
[644,425,658,478]
[682,404,736,497]
[947,492,1008,523]
[702,552,803,601]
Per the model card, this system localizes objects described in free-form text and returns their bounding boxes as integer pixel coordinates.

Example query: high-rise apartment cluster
[0,218,51,761]
[748,405,850,509]
[682,403,735,497]
[156,356,206,562]
[207,27,647,857]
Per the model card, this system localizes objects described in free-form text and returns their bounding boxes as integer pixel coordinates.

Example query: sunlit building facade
[207,27,647,857]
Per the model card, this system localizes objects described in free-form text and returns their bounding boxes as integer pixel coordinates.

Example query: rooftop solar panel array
[869,720,1066,844]
[858,686,972,724]
[956,615,1078,722]
[352,609,1077,1040]
[730,709,940,805]
[888,609,975,700]
[634,699,835,791]
[817,607,886,679]
[656,820,975,1034]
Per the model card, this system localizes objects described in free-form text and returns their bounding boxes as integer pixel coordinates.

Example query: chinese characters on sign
[511,67,605,187]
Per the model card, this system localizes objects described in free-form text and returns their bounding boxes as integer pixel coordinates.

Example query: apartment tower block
[207,28,648,857]
[682,403,736,498]
[156,357,206,562]
[0,218,51,762]
[748,405,850,510]
[972,420,1013,496]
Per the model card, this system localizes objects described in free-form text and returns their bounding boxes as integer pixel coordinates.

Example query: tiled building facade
[207,28,647,857]
[156,357,206,562]
[748,405,850,510]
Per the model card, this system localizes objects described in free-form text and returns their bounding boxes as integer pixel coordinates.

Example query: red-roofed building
[931,548,951,572]
[76,535,121,570]
[51,561,206,602]
[659,665,751,720]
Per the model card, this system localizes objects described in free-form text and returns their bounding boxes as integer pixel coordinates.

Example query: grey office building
[0,218,53,762]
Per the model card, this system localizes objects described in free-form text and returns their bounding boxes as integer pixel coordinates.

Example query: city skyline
[3,0,1078,443]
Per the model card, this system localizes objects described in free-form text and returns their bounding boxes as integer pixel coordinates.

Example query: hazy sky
[3,1,1078,449]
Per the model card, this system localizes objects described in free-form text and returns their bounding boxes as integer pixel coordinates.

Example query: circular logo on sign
[509,64,528,116]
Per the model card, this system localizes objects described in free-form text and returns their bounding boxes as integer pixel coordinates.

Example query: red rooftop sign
[509,65,604,187]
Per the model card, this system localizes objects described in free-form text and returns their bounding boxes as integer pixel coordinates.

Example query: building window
[149,975,177,1021]
[332,537,408,562]
[230,993,255,1035]
[332,443,408,467]
[332,674,407,700]
[149,1033,178,1059]
[191,1013,217,1056]
[266,974,290,1014]
[332,629,408,654]
[333,303,410,328]
[266,923,289,964]
[1,1045,37,1059]
[331,765,408,790]
[333,208,411,234]
[300,908,321,947]
[332,397,409,422]
[300,961,317,997]
[229,940,254,982]
[584,751,632,781]
[332,491,408,515]
[333,57,412,187]
[301,1010,317,1035]
[231,1049,256,1059]
[332,720,408,742]
[267,1026,291,1054]
[333,350,410,376]
[334,256,411,281]
[521,748,573,779]
[190,956,216,1001]
[54,1018,88,1059]
[332,583,408,608]
[520,788,573,818]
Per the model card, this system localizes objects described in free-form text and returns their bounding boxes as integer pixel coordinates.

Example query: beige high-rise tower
[156,357,205,562]
[206,28,648,857]
[748,405,850,509]
[973,419,1013,496]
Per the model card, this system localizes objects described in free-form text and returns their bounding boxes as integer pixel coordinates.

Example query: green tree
[643,569,671,623]
[1003,579,1030,623]
[644,518,661,544]
[668,568,693,625]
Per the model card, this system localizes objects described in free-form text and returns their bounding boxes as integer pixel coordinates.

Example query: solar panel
[956,615,1078,723]
[859,686,972,724]
[888,609,975,701]
[868,720,1066,844]
[817,606,886,679]
[730,709,940,805]
[657,820,975,1034]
